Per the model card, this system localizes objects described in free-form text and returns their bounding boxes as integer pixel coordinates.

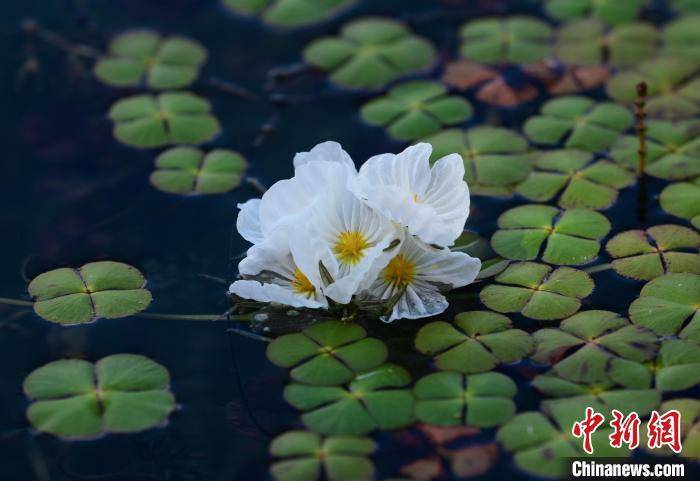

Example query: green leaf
[648,398,700,459]
[629,273,700,342]
[662,15,700,61]
[108,92,220,148]
[267,321,388,386]
[150,147,247,195]
[422,127,533,197]
[491,204,611,265]
[516,149,635,209]
[303,18,436,89]
[480,262,594,321]
[269,430,375,481]
[23,354,175,439]
[524,96,633,152]
[415,311,533,373]
[660,177,700,229]
[94,30,207,89]
[28,261,152,325]
[606,59,700,119]
[532,310,658,384]
[223,0,356,28]
[284,363,414,435]
[545,0,645,25]
[610,119,700,180]
[555,19,657,68]
[414,371,517,427]
[459,17,552,64]
[606,225,700,280]
[361,81,472,141]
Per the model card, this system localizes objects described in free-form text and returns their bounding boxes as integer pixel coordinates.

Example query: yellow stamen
[333,231,370,266]
[291,268,316,297]
[412,193,420,203]
[382,254,416,288]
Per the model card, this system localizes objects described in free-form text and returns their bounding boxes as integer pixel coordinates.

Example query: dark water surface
[1,1,698,480]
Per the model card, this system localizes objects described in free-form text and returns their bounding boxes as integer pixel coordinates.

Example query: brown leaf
[443,443,499,478]
[442,60,497,90]
[400,456,444,481]
[418,424,480,445]
[476,77,538,107]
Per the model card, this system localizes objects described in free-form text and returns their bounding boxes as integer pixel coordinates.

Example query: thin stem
[634,81,648,177]
[244,176,268,194]
[22,19,100,59]
[0,297,33,307]
[584,263,612,274]
[135,312,253,322]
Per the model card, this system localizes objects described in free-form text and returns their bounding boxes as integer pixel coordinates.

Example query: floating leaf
[515,149,635,210]
[108,93,220,148]
[533,375,661,427]
[532,310,658,384]
[361,81,472,141]
[611,338,700,392]
[497,410,622,478]
[303,18,436,90]
[491,205,611,265]
[662,15,700,61]
[269,430,375,481]
[422,127,533,196]
[23,354,175,439]
[223,0,355,28]
[480,262,594,321]
[459,17,552,64]
[414,371,517,427]
[544,0,645,25]
[660,177,700,228]
[606,225,700,280]
[610,119,700,180]
[94,31,207,89]
[267,321,388,386]
[415,311,533,374]
[524,96,633,152]
[672,0,700,13]
[555,19,657,68]
[606,59,700,119]
[284,363,414,435]
[647,398,700,459]
[150,147,247,195]
[525,61,611,96]
[629,273,700,342]
[28,261,152,325]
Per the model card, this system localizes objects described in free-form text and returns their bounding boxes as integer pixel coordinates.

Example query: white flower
[353,143,470,247]
[362,234,481,322]
[289,186,401,305]
[229,229,331,309]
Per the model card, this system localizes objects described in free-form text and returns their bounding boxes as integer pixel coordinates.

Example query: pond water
[1,0,699,480]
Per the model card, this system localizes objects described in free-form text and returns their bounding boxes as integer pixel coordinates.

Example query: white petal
[384,283,449,322]
[236,199,264,244]
[293,141,356,172]
[229,280,327,309]
[355,143,471,246]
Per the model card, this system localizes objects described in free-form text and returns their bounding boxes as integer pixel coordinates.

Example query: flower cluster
[229,142,481,322]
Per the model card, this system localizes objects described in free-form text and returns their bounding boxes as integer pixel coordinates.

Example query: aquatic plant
[223,0,356,28]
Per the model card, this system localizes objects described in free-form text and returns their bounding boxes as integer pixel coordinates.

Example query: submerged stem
[0,297,33,307]
[634,82,648,177]
[584,263,613,274]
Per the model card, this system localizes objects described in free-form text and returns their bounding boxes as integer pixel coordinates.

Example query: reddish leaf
[418,424,480,445]
[443,443,499,478]
[442,60,498,90]
[400,456,444,481]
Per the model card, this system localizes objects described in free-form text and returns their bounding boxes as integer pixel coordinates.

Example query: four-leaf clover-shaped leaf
[610,120,700,180]
[28,261,152,325]
[459,16,552,64]
[415,310,533,373]
[267,321,388,386]
[303,17,436,89]
[108,92,221,148]
[223,0,356,28]
[660,177,700,228]
[269,430,375,481]
[515,149,635,210]
[284,363,414,435]
[532,310,658,384]
[629,273,700,342]
[606,225,700,280]
[414,371,517,427]
[150,147,247,195]
[94,30,207,89]
[23,354,175,439]
[423,127,533,196]
[524,96,633,152]
[491,204,611,265]
[361,81,473,141]
[480,262,594,321]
